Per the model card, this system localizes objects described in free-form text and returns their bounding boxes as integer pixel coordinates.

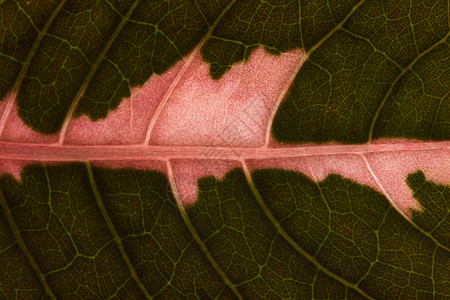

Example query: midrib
[0,141,447,161]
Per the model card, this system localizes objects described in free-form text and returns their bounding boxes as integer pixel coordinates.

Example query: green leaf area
[0,164,448,299]
[1,0,448,142]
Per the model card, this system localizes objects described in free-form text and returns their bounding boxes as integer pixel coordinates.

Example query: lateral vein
[85,162,153,299]
[0,187,57,299]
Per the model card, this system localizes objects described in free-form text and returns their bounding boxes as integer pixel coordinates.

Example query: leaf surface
[0,0,449,299]
[0,163,449,299]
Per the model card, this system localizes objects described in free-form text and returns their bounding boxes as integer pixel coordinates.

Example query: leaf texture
[0,164,449,298]
[0,0,447,141]
[0,0,449,299]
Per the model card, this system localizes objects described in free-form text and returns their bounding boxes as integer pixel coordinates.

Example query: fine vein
[263,0,366,146]
[0,0,69,137]
[0,187,57,299]
[263,53,308,146]
[240,160,375,300]
[58,0,142,144]
[85,162,153,299]
[429,90,449,139]
[368,31,450,142]
[361,154,450,252]
[142,0,239,145]
[165,160,243,300]
[305,0,367,57]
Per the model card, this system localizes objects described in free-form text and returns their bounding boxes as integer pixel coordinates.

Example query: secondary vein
[85,162,153,299]
[240,159,375,300]
[165,160,244,300]
[0,187,57,299]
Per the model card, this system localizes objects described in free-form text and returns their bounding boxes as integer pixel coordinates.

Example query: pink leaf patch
[62,63,183,145]
[0,47,448,219]
[146,47,305,147]
[0,92,59,143]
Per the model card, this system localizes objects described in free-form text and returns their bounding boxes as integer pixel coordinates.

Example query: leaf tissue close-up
[0,0,449,299]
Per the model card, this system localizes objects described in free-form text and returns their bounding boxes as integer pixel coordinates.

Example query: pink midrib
[1,141,447,161]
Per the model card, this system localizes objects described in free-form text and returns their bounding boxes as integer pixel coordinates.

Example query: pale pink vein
[0,92,15,137]
[148,47,304,147]
[62,63,182,145]
[264,53,308,146]
[143,0,239,145]
[0,94,59,143]
[142,47,205,145]
[361,154,412,218]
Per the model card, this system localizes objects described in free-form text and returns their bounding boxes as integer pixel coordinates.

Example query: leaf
[0,163,449,298]
[0,0,449,299]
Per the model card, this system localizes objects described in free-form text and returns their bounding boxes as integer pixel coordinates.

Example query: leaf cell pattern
[0,0,448,142]
[0,0,449,298]
[0,164,448,299]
